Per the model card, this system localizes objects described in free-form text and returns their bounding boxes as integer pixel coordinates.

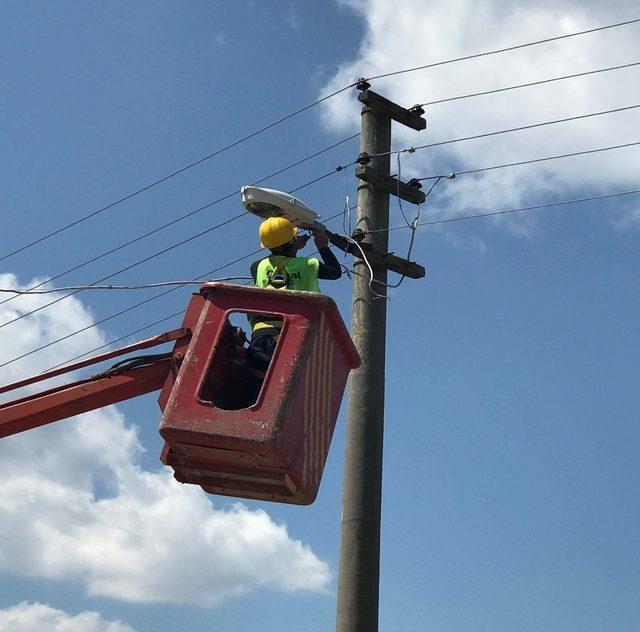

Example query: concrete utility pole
[335,83,426,632]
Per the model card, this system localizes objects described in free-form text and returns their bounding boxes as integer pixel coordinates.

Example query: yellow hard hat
[259,217,297,249]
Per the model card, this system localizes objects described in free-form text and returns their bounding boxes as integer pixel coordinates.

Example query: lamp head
[241,186,320,228]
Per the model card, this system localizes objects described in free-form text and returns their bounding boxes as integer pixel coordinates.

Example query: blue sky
[1,1,639,631]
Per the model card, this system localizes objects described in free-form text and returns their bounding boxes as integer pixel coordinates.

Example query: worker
[246,216,342,382]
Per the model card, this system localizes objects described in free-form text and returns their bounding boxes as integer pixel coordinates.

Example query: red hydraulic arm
[0,327,190,439]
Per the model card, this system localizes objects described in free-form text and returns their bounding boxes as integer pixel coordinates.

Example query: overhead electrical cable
[0,211,347,372]
[369,104,640,158]
[0,94,359,263]
[44,262,298,373]
[0,133,359,306]
[0,161,353,329]
[4,17,637,264]
[364,17,640,81]
[360,188,640,233]
[419,61,640,106]
[0,249,264,371]
[0,278,254,295]
[44,263,293,372]
[45,310,187,372]
[12,184,633,374]
[417,141,640,180]
[0,213,248,330]
[290,161,357,192]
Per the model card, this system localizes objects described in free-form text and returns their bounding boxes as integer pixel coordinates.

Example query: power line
[0,160,353,329]
[363,188,640,233]
[0,213,249,330]
[0,133,359,306]
[45,233,345,373]
[0,89,358,263]
[371,104,640,158]
[365,17,640,81]
[0,277,253,295]
[45,310,188,371]
[45,273,263,373]
[5,17,638,264]
[290,161,357,192]
[418,141,640,180]
[419,61,640,106]
[0,211,346,372]
[5,16,638,266]
[0,249,264,371]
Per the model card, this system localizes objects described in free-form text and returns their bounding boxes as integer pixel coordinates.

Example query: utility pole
[335,83,426,632]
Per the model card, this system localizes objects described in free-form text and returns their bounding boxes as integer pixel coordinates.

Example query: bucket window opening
[197,310,283,411]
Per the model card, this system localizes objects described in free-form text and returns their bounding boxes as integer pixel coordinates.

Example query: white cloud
[0,276,330,607]
[611,202,640,230]
[321,0,640,232]
[0,273,107,384]
[0,602,137,632]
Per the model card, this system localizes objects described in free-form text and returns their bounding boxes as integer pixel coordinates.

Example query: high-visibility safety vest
[252,255,320,333]
[255,255,320,292]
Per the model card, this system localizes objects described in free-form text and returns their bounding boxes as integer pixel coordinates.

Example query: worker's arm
[313,228,342,280]
[250,260,260,284]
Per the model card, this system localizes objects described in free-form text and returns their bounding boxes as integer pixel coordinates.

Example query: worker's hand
[312,226,329,248]
[294,234,311,251]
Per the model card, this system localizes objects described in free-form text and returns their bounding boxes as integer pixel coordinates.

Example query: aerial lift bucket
[158,282,360,505]
[0,282,359,506]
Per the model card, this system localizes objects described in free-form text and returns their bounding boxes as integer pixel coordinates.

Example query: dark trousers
[246,332,279,403]
[247,332,278,371]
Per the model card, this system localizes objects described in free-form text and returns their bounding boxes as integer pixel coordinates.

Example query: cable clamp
[446,172,456,179]
[408,104,425,115]
[356,152,371,165]
[356,78,371,91]
[407,178,423,189]
[404,147,416,154]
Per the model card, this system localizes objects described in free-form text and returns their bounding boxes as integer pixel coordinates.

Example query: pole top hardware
[356,152,371,166]
[357,90,426,131]
[355,165,426,205]
[356,78,371,91]
[408,104,425,116]
[406,178,423,189]
[325,229,425,279]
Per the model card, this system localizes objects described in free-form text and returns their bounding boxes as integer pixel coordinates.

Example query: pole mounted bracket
[325,229,425,279]
[358,90,426,131]
[355,165,426,205]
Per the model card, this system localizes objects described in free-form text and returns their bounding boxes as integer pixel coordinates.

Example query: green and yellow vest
[252,255,320,333]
